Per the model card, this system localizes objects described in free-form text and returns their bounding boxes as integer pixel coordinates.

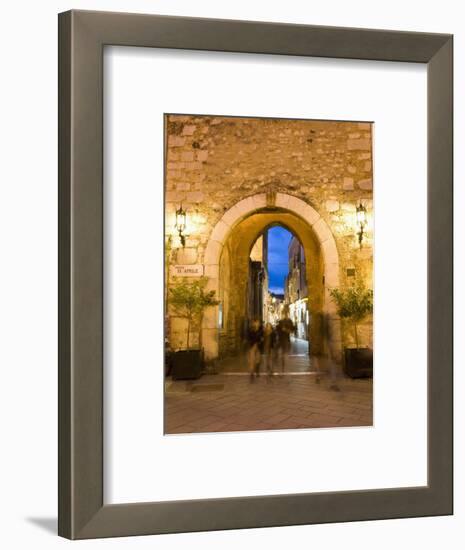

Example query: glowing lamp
[356,202,367,248]
[175,204,187,247]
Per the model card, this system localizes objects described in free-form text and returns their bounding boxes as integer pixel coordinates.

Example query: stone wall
[165,114,373,353]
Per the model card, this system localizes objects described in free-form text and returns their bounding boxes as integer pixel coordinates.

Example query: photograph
[164,114,374,434]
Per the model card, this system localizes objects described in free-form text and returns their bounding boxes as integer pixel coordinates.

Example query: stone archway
[201,193,341,361]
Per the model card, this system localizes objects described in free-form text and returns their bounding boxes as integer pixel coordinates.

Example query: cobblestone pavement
[218,338,311,373]
[165,342,372,434]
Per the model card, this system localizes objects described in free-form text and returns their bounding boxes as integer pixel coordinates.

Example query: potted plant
[167,277,219,380]
[329,283,373,378]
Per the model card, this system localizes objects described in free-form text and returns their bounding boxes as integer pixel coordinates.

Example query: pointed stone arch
[202,192,341,360]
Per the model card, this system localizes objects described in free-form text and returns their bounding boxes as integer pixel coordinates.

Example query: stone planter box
[343,348,373,378]
[171,349,203,380]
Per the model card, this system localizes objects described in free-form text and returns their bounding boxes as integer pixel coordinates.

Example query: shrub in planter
[330,283,373,378]
[168,277,219,380]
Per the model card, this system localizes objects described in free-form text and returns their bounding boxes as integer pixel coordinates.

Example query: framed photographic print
[163,113,374,436]
[58,10,453,539]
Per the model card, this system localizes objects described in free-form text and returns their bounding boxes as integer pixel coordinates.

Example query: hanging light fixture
[175,203,187,247]
[356,202,367,248]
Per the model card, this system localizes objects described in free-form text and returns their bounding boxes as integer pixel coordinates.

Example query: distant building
[265,292,285,325]
[285,236,309,340]
[247,233,268,323]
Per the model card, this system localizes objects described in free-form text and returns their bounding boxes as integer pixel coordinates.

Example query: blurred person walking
[247,319,263,382]
[312,312,341,391]
[263,322,276,378]
[276,313,295,375]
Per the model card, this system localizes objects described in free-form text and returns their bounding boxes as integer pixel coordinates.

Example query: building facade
[247,234,268,325]
[285,237,309,340]
[265,291,285,326]
[165,114,374,360]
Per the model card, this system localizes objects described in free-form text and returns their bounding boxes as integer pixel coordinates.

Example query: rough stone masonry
[165,114,373,354]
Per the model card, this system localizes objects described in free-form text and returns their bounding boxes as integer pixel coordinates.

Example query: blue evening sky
[267,226,293,294]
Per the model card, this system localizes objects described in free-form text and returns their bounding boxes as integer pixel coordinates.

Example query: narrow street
[165,339,372,435]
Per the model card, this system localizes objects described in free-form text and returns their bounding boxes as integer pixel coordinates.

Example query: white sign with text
[170,264,204,277]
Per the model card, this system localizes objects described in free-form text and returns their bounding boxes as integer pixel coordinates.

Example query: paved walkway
[165,341,372,434]
[216,337,311,373]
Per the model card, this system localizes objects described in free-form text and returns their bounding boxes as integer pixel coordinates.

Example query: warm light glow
[356,202,368,248]
[175,205,186,233]
[175,204,187,246]
[356,203,367,227]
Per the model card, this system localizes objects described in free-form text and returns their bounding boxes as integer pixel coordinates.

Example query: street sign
[170,264,204,277]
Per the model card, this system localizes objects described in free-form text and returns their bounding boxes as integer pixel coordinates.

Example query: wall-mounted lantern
[175,203,187,247]
[356,202,367,248]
